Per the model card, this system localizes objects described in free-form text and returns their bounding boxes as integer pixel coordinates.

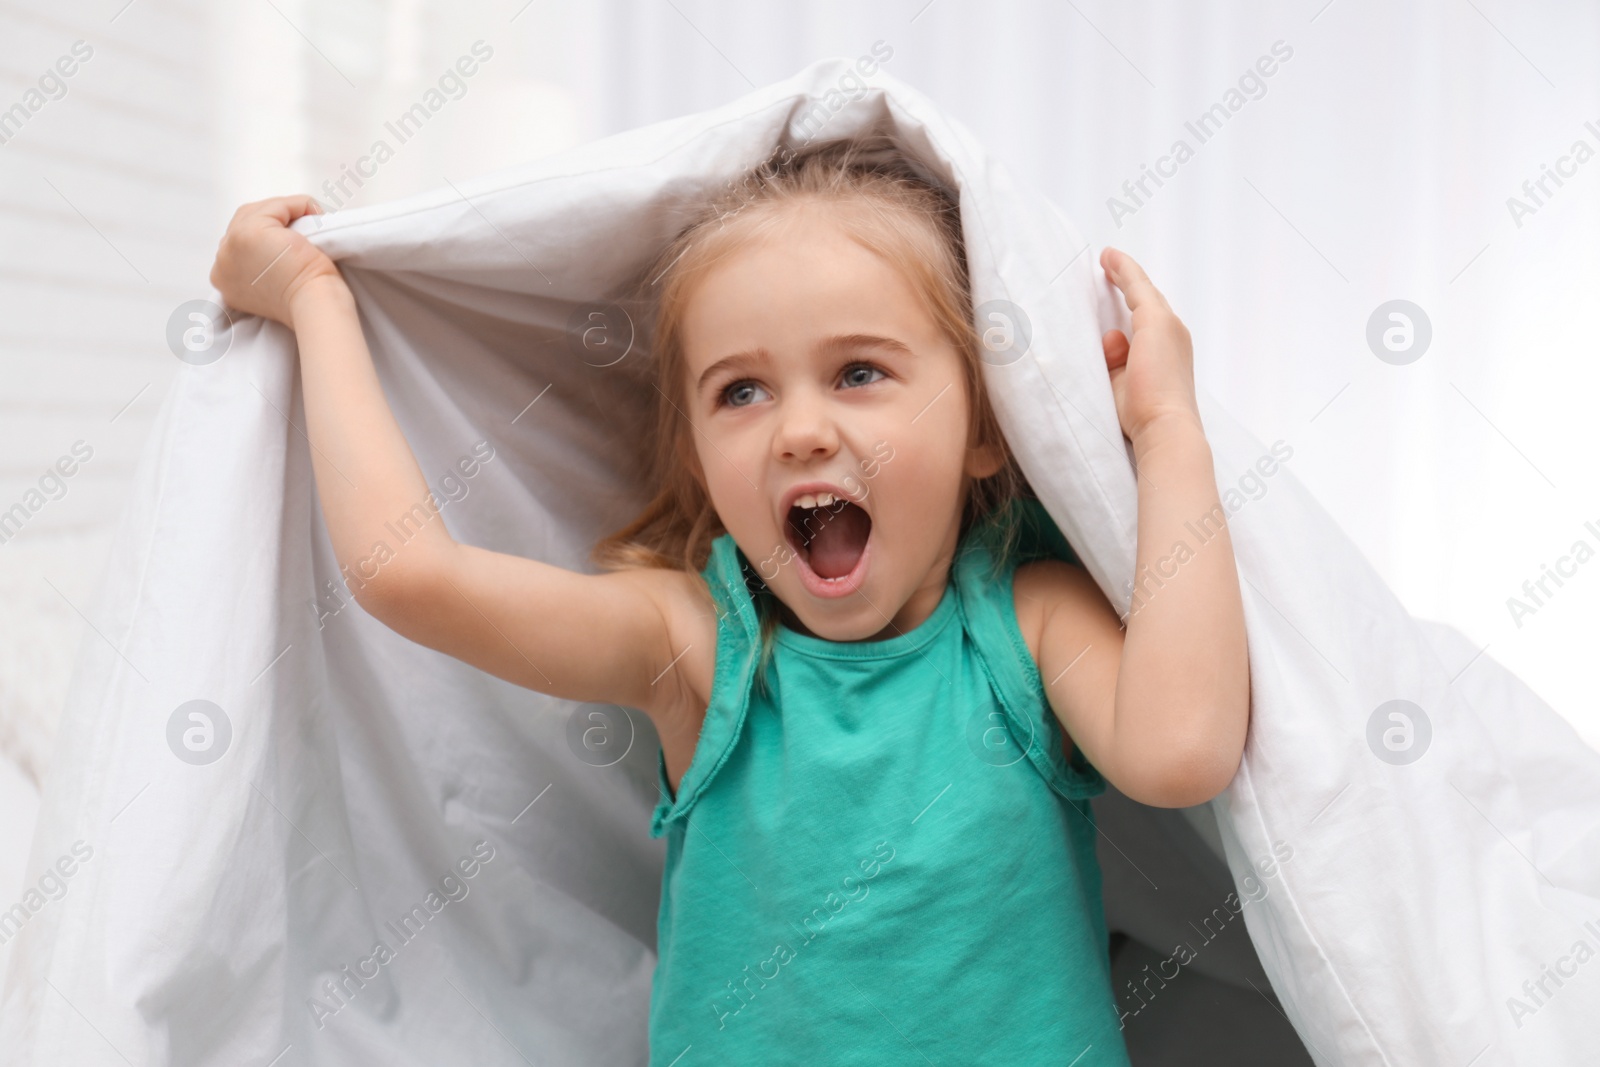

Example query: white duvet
[3,57,1597,1067]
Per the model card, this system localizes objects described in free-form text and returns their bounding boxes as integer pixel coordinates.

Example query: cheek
[864,425,966,517]
[695,440,767,535]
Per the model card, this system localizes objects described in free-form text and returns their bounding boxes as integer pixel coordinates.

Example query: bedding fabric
[4,57,1598,1067]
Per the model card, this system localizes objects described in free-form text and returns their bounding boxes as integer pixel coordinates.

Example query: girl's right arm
[209,196,701,721]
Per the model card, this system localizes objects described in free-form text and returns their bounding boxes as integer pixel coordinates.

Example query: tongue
[806,503,871,579]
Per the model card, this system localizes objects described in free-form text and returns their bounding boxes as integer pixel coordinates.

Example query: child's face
[679,207,1000,641]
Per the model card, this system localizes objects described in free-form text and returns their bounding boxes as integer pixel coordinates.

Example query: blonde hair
[591,134,1030,685]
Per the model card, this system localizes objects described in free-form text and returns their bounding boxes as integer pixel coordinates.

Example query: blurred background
[2,0,1596,988]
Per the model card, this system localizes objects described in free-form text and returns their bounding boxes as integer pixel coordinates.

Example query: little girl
[210,136,1249,1065]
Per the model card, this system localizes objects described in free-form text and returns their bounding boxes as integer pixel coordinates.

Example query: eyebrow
[695,333,915,396]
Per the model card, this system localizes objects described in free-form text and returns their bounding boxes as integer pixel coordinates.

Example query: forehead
[678,210,942,379]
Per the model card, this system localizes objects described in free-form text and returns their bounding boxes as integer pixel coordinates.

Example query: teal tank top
[647,497,1133,1066]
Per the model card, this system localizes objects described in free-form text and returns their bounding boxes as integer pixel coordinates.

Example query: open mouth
[784,497,873,582]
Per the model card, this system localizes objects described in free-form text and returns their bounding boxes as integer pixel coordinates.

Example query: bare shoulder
[610,565,719,796]
[1012,558,1124,765]
[1011,558,1108,661]
[613,564,718,725]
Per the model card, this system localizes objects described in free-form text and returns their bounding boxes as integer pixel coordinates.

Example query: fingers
[239,195,324,228]
[1099,246,1170,317]
[1102,328,1130,369]
[262,194,324,225]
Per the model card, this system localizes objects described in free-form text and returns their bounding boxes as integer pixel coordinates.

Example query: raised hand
[1098,247,1201,443]
[208,195,342,328]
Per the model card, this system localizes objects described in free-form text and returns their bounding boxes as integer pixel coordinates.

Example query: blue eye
[721,380,768,408]
[841,363,885,388]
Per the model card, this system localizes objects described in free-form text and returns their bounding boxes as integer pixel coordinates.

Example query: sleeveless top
[647,497,1133,1066]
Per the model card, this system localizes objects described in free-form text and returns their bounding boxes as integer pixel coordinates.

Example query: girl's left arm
[1032,247,1250,808]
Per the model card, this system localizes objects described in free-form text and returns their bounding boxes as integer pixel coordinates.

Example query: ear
[964,439,1005,480]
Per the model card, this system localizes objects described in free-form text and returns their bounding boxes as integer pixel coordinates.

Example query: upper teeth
[795,492,837,509]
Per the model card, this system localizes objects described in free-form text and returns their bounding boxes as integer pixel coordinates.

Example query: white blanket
[4,57,1597,1067]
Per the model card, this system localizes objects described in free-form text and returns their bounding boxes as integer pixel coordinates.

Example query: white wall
[2,0,1596,923]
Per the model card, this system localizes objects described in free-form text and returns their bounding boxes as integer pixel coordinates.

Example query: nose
[771,387,839,463]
